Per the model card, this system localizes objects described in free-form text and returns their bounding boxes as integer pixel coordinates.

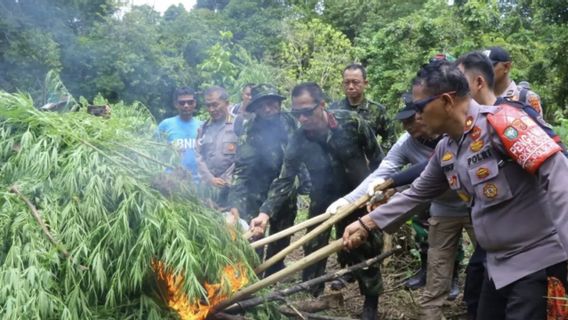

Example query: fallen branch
[279,309,357,320]
[224,247,401,313]
[255,179,394,274]
[9,186,71,258]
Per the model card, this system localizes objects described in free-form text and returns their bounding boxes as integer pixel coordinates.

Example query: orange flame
[153,260,248,320]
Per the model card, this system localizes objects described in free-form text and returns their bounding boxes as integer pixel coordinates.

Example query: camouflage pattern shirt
[329,97,395,150]
[227,112,299,221]
[260,110,384,217]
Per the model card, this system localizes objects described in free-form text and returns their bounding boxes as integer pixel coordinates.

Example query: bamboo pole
[212,239,344,313]
[224,246,402,313]
[254,179,393,274]
[250,212,331,249]
[242,230,253,240]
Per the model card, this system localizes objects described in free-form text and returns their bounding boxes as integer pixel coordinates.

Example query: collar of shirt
[344,97,369,110]
[447,100,481,146]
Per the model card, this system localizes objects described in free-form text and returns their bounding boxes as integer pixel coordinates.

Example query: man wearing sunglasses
[227,84,301,277]
[249,82,384,320]
[342,60,568,320]
[157,86,203,180]
[330,63,396,151]
[484,46,543,116]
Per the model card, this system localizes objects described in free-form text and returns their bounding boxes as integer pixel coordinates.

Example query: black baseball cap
[484,46,511,64]
[394,93,416,120]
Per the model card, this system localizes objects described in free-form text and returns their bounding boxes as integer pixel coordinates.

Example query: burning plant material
[0,91,262,319]
[153,260,249,320]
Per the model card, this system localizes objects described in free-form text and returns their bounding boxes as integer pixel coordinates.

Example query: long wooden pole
[254,179,393,274]
[250,212,331,249]
[224,246,401,313]
[212,239,344,313]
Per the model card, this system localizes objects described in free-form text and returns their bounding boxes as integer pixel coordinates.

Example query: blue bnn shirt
[157,115,203,180]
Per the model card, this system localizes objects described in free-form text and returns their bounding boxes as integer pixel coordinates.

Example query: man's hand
[210,177,227,187]
[326,198,350,214]
[367,177,386,196]
[250,212,270,237]
[342,215,378,250]
[226,208,240,225]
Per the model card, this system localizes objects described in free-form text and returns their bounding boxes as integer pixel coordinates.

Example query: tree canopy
[1,0,567,122]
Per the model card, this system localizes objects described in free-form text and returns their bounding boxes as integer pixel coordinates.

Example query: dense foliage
[0,92,259,319]
[1,0,566,122]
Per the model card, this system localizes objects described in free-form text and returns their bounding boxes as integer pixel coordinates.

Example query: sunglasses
[177,99,196,106]
[412,91,456,113]
[290,103,320,118]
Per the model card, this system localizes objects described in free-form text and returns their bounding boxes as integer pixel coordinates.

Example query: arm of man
[368,150,448,234]
[344,133,413,203]
[537,152,568,252]
[258,143,302,218]
[343,151,449,249]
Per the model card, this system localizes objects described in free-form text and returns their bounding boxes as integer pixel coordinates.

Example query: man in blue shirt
[157,87,203,180]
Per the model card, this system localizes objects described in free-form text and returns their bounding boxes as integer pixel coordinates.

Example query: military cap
[394,93,416,120]
[247,84,285,112]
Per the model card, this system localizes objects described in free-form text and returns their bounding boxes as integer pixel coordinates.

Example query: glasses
[412,91,456,113]
[177,99,196,106]
[290,103,320,118]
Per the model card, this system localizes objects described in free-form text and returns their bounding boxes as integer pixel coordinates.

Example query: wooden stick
[224,247,401,313]
[255,179,393,274]
[242,230,253,240]
[212,239,344,313]
[250,213,331,249]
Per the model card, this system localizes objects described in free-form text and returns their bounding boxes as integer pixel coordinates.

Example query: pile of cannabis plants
[0,92,258,319]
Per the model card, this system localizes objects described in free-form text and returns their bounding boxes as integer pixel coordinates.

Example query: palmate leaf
[0,92,259,319]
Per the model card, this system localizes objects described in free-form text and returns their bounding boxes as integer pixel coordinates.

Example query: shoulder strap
[519,87,528,104]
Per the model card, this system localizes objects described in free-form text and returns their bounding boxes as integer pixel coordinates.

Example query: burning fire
[153,260,249,320]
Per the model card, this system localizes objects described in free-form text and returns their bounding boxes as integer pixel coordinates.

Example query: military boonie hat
[483,46,511,64]
[247,84,285,112]
[394,92,416,120]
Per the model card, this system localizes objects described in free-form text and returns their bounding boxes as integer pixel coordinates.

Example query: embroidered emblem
[442,152,453,161]
[470,140,484,152]
[476,167,490,179]
[226,143,237,153]
[448,175,458,188]
[512,118,528,131]
[471,126,482,140]
[528,95,542,114]
[483,183,498,199]
[503,127,518,140]
[465,116,474,130]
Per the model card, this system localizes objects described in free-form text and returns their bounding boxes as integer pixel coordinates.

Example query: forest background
[1,0,567,131]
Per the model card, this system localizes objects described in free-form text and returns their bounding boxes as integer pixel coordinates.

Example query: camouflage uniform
[227,112,300,274]
[329,97,395,150]
[260,109,385,296]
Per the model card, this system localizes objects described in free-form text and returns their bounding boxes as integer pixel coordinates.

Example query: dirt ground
[266,203,473,320]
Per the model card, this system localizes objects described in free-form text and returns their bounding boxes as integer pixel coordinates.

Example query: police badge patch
[483,183,498,199]
[503,127,518,140]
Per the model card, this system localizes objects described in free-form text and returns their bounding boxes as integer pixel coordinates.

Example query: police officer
[227,84,299,276]
[327,93,474,320]
[483,46,544,115]
[456,50,568,319]
[196,86,238,209]
[343,60,568,319]
[250,82,384,320]
[330,63,395,150]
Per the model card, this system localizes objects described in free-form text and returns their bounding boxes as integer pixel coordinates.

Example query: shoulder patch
[488,105,560,174]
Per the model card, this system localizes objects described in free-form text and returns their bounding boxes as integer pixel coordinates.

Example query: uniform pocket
[468,160,513,207]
